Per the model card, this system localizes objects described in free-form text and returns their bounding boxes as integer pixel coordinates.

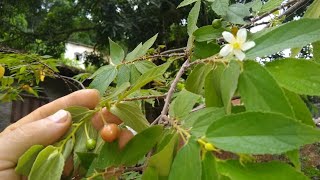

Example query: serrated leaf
[123,62,171,98]
[284,89,314,127]
[116,65,130,87]
[110,102,149,132]
[29,146,64,180]
[15,145,44,176]
[202,152,219,180]
[89,65,117,94]
[186,63,213,95]
[148,133,178,176]
[246,19,320,59]
[169,89,200,120]
[211,0,229,16]
[220,60,241,114]
[184,107,225,138]
[121,125,163,165]
[226,4,250,24]
[193,25,224,42]
[266,58,320,96]
[260,0,283,14]
[238,61,294,117]
[134,61,157,74]
[206,112,320,154]
[204,64,225,107]
[217,160,308,180]
[109,38,125,65]
[125,43,142,62]
[135,34,158,58]
[187,0,201,36]
[168,139,201,180]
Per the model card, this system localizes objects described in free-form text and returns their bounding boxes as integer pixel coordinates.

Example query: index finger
[3,89,100,133]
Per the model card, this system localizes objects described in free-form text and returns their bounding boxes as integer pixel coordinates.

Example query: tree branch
[122,94,167,101]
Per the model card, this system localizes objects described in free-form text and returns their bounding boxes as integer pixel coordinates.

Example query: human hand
[0,89,133,180]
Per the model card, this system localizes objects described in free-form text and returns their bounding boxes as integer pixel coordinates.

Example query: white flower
[219,28,255,61]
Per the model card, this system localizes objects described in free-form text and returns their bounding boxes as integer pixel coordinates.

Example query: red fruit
[100,123,120,142]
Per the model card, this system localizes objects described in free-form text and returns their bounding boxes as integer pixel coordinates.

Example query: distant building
[64,42,94,68]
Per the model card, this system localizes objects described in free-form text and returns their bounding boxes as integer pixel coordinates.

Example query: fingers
[91,107,122,130]
[0,110,71,166]
[3,89,99,133]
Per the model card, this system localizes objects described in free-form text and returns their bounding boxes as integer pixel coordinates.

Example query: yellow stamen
[233,42,241,49]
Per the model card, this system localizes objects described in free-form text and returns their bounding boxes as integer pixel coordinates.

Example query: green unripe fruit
[86,138,97,151]
[212,19,222,29]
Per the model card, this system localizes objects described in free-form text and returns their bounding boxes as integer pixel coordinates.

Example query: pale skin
[0,89,131,180]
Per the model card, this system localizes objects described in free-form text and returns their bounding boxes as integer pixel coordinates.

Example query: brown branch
[278,0,312,19]
[243,0,298,28]
[122,94,167,101]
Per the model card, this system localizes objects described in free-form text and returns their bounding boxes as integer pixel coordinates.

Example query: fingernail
[48,110,69,123]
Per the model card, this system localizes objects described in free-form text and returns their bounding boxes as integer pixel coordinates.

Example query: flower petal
[241,41,255,51]
[234,49,246,61]
[237,29,247,43]
[222,32,236,43]
[220,44,233,57]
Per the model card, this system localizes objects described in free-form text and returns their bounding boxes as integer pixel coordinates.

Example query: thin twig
[122,94,167,101]
[159,58,190,122]
[160,47,186,55]
[124,53,185,64]
[58,75,85,89]
[243,0,298,28]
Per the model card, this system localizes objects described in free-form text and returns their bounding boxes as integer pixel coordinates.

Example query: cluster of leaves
[0,53,58,101]
[13,0,320,180]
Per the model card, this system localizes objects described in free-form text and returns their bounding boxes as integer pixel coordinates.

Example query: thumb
[0,110,71,166]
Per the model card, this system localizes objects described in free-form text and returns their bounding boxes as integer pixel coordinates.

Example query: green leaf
[202,152,219,180]
[129,64,141,85]
[62,138,74,160]
[123,62,171,98]
[77,152,98,170]
[239,61,294,117]
[220,60,241,114]
[260,0,283,13]
[65,106,91,122]
[134,61,157,74]
[142,167,159,180]
[178,0,198,8]
[110,101,149,132]
[89,141,122,171]
[169,139,201,180]
[247,19,320,59]
[313,41,320,61]
[184,107,225,137]
[169,89,200,120]
[204,64,225,107]
[186,63,213,95]
[226,4,250,25]
[284,89,314,127]
[266,58,320,96]
[148,133,178,176]
[193,26,224,42]
[217,160,308,180]
[89,65,117,94]
[108,82,131,100]
[29,146,65,180]
[109,38,125,65]
[121,125,163,165]
[15,145,44,176]
[125,43,142,62]
[305,0,320,18]
[286,149,301,170]
[135,34,158,58]
[211,0,229,16]
[187,0,201,36]
[193,41,220,59]
[73,120,97,169]
[245,0,262,12]
[116,65,130,87]
[206,111,320,154]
